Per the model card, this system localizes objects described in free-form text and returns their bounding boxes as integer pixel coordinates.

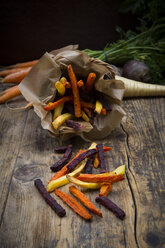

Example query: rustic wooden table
[0,84,164,248]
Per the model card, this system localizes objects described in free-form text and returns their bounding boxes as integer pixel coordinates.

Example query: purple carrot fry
[95,196,125,220]
[51,145,72,172]
[67,149,97,172]
[83,157,94,174]
[34,179,66,217]
[65,119,82,131]
[96,143,106,173]
[54,145,70,153]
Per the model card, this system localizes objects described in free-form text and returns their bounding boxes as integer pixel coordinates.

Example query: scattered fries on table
[44,64,112,131]
[35,142,126,221]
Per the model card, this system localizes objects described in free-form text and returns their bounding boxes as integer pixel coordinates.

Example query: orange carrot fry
[76,173,123,183]
[44,95,73,111]
[103,146,112,152]
[0,85,21,104]
[11,59,38,68]
[55,189,92,220]
[101,108,107,115]
[67,65,81,118]
[85,72,96,92]
[99,183,112,196]
[49,150,84,182]
[69,186,102,217]
[77,80,84,88]
[0,68,25,77]
[2,67,31,83]
[83,107,92,117]
[63,81,71,89]
[49,147,111,183]
[93,154,99,168]
[80,100,95,109]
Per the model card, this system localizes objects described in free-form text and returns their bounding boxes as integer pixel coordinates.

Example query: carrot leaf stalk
[69,186,102,217]
[55,189,92,220]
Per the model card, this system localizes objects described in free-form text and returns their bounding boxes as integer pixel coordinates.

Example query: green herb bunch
[84,0,165,84]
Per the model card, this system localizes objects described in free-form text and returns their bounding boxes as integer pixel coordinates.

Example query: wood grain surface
[0,89,164,248]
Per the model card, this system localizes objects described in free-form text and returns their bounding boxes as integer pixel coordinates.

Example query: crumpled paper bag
[19,45,126,141]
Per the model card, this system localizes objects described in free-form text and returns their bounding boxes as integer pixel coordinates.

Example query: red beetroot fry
[83,157,93,174]
[51,145,72,172]
[65,119,82,131]
[54,145,70,153]
[67,149,97,172]
[97,143,106,173]
[95,196,125,220]
[34,179,66,217]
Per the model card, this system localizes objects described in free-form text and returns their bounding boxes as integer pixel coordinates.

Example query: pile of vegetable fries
[44,64,111,131]
[35,142,126,221]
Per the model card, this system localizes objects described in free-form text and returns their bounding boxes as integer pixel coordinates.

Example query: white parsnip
[116,75,165,98]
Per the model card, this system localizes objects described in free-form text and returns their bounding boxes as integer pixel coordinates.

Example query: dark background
[0,0,137,65]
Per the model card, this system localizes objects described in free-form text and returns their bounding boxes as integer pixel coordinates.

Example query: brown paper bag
[19,45,126,141]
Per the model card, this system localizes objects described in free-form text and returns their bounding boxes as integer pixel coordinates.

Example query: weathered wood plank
[122,98,165,248]
[0,97,164,248]
[0,93,29,225]
[0,108,135,248]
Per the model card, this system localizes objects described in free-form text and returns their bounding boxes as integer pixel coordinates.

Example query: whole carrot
[67,65,81,118]
[2,67,31,83]
[69,186,102,217]
[55,189,92,220]
[85,72,96,92]
[11,59,38,68]
[44,95,73,111]
[0,85,21,104]
[0,68,25,77]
